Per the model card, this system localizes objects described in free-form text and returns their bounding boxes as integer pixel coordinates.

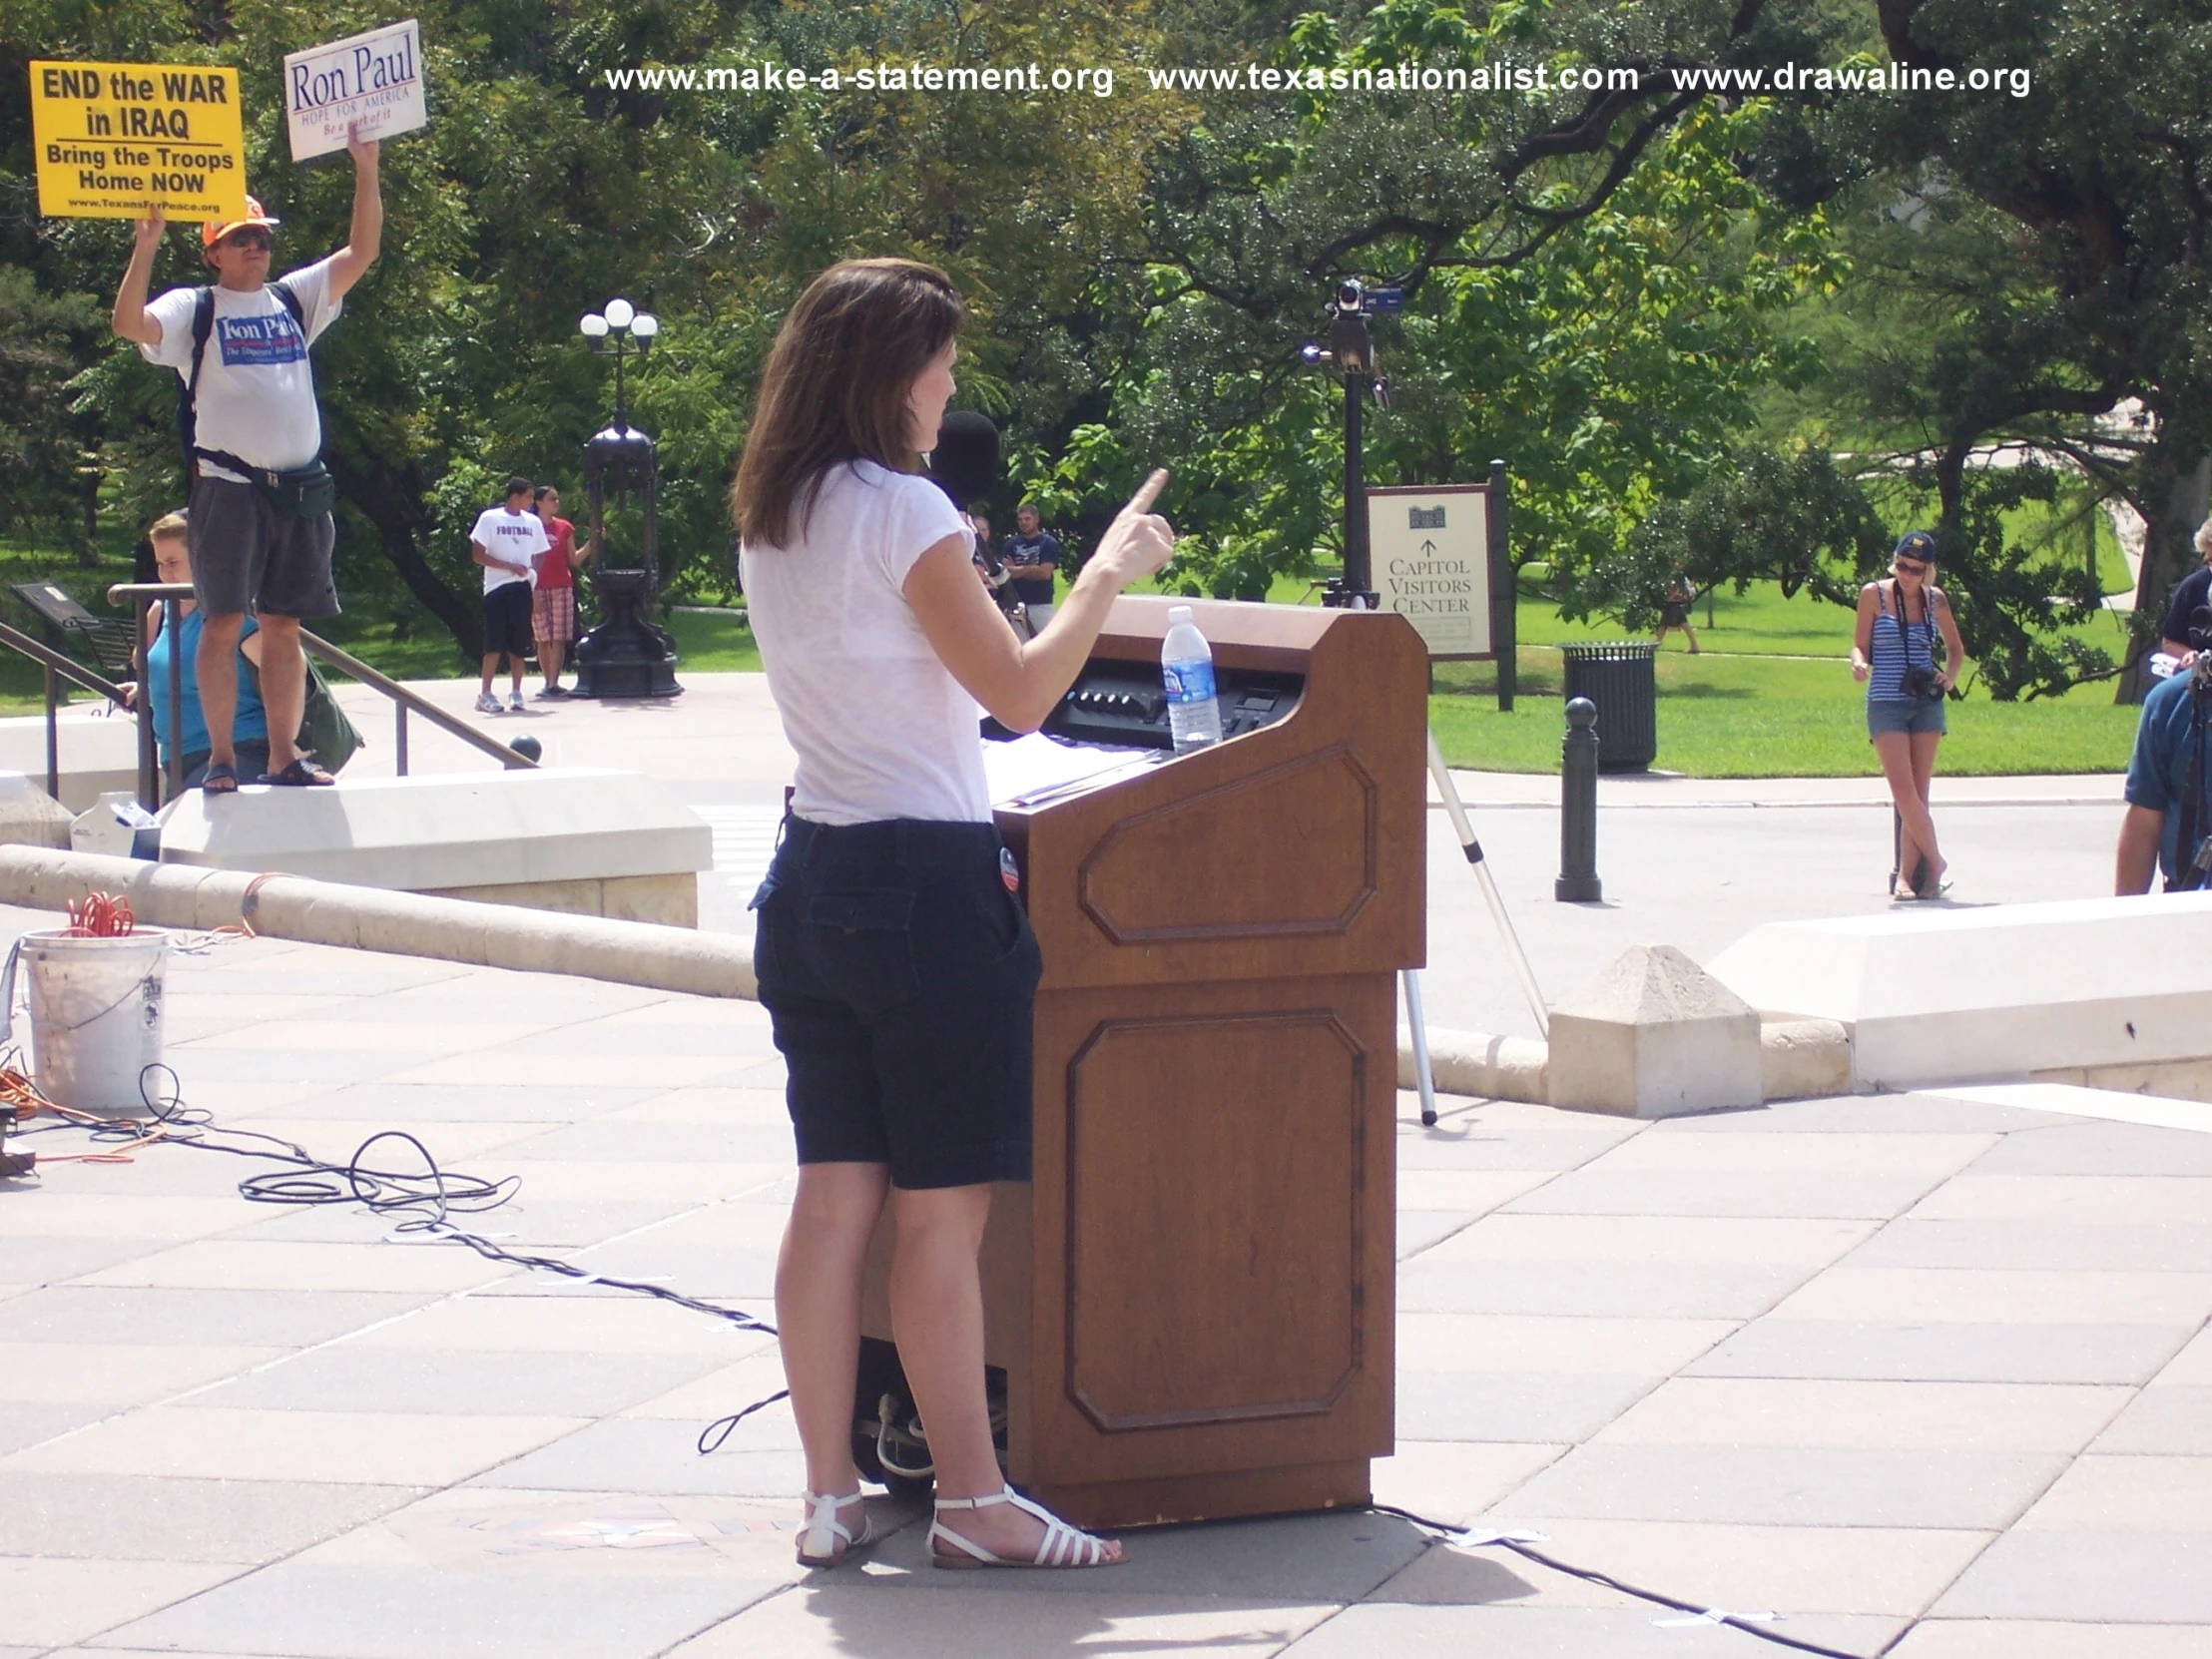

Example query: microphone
[928,410,1000,509]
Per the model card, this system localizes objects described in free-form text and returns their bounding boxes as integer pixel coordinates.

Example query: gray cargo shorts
[187,476,340,620]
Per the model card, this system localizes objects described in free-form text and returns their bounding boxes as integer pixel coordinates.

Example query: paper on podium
[984,732,1167,809]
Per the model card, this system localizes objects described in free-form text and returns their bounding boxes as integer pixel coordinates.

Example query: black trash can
[1558,642,1658,772]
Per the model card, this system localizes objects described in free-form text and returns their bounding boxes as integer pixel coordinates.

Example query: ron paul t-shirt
[141,259,341,481]
[470,506,549,594]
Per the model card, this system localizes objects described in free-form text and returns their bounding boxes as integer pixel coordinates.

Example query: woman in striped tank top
[1852,530,1969,898]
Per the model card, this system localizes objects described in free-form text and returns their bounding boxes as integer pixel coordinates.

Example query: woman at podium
[732,258,1174,1570]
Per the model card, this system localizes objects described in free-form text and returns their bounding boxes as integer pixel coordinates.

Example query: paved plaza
[2,899,2208,1657]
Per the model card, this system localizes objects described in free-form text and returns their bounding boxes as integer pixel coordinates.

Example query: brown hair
[731,259,965,549]
[148,511,188,543]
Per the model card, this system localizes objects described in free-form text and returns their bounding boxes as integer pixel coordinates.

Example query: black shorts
[187,477,339,620]
[483,582,535,658]
[751,816,1043,1189]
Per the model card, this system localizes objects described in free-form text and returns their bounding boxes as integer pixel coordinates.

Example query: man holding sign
[109,129,381,792]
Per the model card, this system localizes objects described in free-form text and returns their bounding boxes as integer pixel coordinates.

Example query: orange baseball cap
[203,196,280,249]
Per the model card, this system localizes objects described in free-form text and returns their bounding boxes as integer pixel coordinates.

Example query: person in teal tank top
[1851,530,1970,898]
[122,512,270,791]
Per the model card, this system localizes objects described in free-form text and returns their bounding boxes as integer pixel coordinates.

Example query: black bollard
[1556,696,1602,901]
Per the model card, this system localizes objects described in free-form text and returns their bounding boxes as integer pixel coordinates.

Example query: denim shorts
[750,816,1043,1189]
[1868,697,1946,739]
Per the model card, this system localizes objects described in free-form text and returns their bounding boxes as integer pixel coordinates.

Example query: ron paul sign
[282,19,426,161]
[29,61,248,222]
[1366,483,1500,661]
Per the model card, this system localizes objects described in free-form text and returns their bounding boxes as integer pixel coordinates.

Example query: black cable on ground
[1371,1504,1880,1659]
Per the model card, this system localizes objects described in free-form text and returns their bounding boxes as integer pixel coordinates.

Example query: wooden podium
[862,596,1426,1529]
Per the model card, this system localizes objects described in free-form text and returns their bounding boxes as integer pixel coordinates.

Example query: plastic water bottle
[1162,605,1224,754]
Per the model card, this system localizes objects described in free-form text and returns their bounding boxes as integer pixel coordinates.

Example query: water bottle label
[1163,659,1216,705]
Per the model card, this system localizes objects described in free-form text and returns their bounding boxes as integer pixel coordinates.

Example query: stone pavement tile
[1418,1213,1877,1266]
[2016,1454,2212,1531]
[160,963,465,998]
[1849,1219,2212,1273]
[69,1240,521,1296]
[465,1159,787,1205]
[274,1082,662,1124]
[164,1047,429,1085]
[454,1198,709,1250]
[1395,1169,1557,1214]
[1768,1268,2212,1327]
[2088,1385,2212,1454]
[1397,1258,1823,1320]
[178,1020,554,1054]
[309,982,682,1023]
[379,1052,748,1090]
[4,1404,587,1486]
[666,1586,1334,1658]
[185,1346,731,1418]
[1890,1618,2212,1657]
[502,1022,781,1059]
[469,1416,806,1497]
[1500,1169,1956,1220]
[547,1242,777,1304]
[0,1557,248,1650]
[1378,1519,1991,1616]
[1,1235,197,1284]
[2159,1326,2212,1382]
[1656,1094,2056,1134]
[1397,1315,1736,1376]
[0,1470,423,1561]
[215,1119,557,1164]
[501,1120,797,1164]
[1370,1440,1562,1526]
[1494,1444,2068,1529]
[0,1193,253,1241]
[1595,1379,2128,1452]
[584,1201,792,1254]
[1585,1130,1997,1178]
[592,1085,791,1126]
[0,1399,111,1455]
[0,1341,276,1404]
[1397,1373,1661,1442]
[1274,1601,1893,1658]
[1964,1119,2212,1177]
[1687,1320,2191,1384]
[0,1286,432,1348]
[1400,1211,1480,1258]
[850,1507,1429,1603]
[1933,1532,2212,1621]
[100,1561,789,1659]
[347,1290,761,1355]
[617,1348,788,1422]
[1902,1185,2212,1238]
[764,1586,1347,1657]
[1397,1125,1642,1174]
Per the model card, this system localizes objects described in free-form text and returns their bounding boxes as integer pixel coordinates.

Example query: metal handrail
[0,617,135,804]
[105,584,536,804]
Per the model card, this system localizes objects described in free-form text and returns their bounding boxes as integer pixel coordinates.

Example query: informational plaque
[282,19,425,161]
[29,61,248,222]
[1367,483,1495,660]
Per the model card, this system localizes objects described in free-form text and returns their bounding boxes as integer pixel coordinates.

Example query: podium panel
[862,596,1425,1528]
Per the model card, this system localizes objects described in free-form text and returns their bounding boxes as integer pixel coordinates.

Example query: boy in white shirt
[470,478,549,713]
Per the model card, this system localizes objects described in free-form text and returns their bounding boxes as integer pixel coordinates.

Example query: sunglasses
[223,230,273,251]
[1894,560,1932,576]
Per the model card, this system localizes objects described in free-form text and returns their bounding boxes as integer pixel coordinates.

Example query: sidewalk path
[1,906,2205,1657]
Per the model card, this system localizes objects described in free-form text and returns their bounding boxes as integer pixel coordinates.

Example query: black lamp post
[569,296,681,700]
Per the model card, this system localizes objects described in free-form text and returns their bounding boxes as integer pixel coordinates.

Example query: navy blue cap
[1893,530,1936,561]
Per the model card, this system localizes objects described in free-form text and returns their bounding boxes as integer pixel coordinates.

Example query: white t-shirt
[741,460,984,825]
[141,259,341,481]
[469,506,549,593]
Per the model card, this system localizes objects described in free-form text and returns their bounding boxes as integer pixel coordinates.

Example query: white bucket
[10,928,170,1117]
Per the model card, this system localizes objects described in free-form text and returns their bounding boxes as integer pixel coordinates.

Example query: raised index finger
[1120,468,1168,518]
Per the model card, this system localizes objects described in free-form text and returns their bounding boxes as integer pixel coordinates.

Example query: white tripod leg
[1402,967,1438,1127]
[1426,729,1549,1039]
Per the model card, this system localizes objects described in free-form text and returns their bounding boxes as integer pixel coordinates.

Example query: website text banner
[283,19,426,162]
[30,61,247,222]
[1370,484,1492,661]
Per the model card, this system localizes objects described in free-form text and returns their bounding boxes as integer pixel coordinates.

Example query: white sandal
[928,1484,1122,1569]
[796,1489,874,1566]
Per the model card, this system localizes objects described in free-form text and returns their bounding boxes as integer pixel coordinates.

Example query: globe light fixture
[579,312,609,338]
[603,296,635,329]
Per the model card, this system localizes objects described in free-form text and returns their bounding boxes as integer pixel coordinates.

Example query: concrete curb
[1400,1017,1855,1108]
[0,846,756,1001]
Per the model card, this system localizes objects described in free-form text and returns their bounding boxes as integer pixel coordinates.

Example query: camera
[1900,666,1944,701]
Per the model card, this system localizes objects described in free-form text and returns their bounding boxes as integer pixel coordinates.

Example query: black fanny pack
[197,449,336,518]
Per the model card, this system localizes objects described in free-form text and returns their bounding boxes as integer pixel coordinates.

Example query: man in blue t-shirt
[1001,502,1061,629]
[2117,666,2212,892]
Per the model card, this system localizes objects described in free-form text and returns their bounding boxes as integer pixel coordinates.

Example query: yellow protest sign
[30,61,249,223]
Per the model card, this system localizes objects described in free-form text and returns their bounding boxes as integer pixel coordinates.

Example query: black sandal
[202,761,240,795]
[260,758,336,787]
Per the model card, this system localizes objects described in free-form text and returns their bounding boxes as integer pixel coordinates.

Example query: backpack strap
[182,278,313,484]
[2174,686,2211,890]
